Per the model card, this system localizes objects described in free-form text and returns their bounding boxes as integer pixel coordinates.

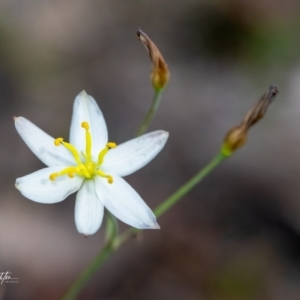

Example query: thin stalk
[61,152,227,300]
[154,152,226,217]
[136,88,163,136]
[61,242,115,300]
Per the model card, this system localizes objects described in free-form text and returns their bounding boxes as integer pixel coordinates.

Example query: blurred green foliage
[178,3,300,68]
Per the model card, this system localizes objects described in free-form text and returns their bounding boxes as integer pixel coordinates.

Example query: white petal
[101,130,169,177]
[94,175,159,229]
[69,91,108,159]
[15,167,83,203]
[15,117,75,167]
[75,179,104,235]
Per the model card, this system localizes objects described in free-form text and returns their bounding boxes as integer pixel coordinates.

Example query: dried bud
[222,84,279,156]
[136,28,170,90]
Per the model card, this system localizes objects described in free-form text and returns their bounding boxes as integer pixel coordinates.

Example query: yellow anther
[68,171,74,178]
[54,138,64,146]
[50,173,59,181]
[107,175,113,184]
[107,142,117,149]
[81,122,89,130]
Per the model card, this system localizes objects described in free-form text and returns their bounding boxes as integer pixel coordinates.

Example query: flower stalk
[61,152,227,300]
[136,88,163,136]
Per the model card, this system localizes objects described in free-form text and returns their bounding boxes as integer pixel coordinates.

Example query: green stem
[104,211,119,244]
[61,152,227,300]
[154,152,226,217]
[136,88,163,137]
[61,242,115,300]
[116,152,227,244]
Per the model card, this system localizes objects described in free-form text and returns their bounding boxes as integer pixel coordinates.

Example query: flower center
[49,121,116,183]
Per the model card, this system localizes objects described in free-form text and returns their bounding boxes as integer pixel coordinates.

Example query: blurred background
[1,0,300,299]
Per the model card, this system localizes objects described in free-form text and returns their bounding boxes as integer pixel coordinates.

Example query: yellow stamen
[96,170,114,184]
[50,166,91,181]
[55,137,82,165]
[81,122,92,161]
[63,142,82,165]
[97,142,117,166]
[97,147,109,166]
[50,122,117,182]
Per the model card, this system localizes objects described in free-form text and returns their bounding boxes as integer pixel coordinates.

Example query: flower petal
[101,130,169,177]
[69,91,108,159]
[75,179,104,235]
[15,117,75,167]
[15,167,83,203]
[94,175,159,229]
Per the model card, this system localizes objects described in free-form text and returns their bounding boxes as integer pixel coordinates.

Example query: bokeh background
[1,1,300,299]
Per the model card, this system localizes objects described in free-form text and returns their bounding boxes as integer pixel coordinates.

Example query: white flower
[15,91,169,235]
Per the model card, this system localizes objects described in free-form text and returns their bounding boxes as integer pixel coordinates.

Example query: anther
[50,173,58,181]
[107,175,113,184]
[81,122,89,130]
[107,142,117,149]
[54,138,64,146]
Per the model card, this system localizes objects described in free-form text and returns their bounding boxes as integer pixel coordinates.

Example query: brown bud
[222,84,279,156]
[136,28,170,90]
